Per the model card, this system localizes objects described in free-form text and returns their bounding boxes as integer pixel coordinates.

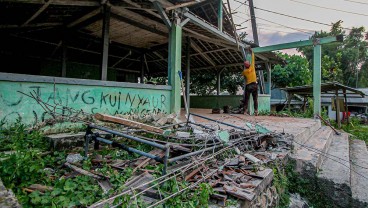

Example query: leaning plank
[65,162,104,180]
[94,113,164,134]
[65,162,112,193]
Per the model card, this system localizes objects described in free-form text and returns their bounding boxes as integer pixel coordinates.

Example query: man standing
[242,48,258,115]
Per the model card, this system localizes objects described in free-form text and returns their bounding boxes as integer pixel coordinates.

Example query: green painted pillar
[168,20,182,114]
[218,0,223,32]
[313,44,321,116]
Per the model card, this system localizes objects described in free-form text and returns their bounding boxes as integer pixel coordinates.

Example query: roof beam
[191,40,216,66]
[152,1,171,29]
[0,23,62,29]
[67,7,101,28]
[110,13,167,37]
[253,35,344,53]
[4,0,100,6]
[183,12,248,48]
[192,62,243,71]
[22,0,52,26]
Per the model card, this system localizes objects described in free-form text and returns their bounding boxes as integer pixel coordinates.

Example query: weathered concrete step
[293,126,333,175]
[318,133,351,208]
[349,139,368,207]
[292,119,321,145]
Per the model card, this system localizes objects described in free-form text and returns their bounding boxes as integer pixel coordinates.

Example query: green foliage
[272,53,312,88]
[342,118,368,143]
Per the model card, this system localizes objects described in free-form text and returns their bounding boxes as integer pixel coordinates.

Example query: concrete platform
[349,139,368,207]
[180,109,320,137]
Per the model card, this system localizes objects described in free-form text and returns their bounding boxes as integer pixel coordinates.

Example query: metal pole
[162,144,170,175]
[248,0,259,46]
[190,113,248,131]
[88,124,166,150]
[101,4,111,81]
[313,44,322,116]
[94,136,164,162]
[168,145,223,163]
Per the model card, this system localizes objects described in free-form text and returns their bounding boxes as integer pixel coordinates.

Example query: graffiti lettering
[82,90,95,105]
[0,82,169,125]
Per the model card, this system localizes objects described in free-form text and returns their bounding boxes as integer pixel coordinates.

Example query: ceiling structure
[0,0,283,77]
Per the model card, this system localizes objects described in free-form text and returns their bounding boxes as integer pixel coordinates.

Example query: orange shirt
[242,51,257,84]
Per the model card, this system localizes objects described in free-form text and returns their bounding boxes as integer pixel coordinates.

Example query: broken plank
[185,166,204,181]
[94,113,164,134]
[223,185,255,201]
[28,184,53,193]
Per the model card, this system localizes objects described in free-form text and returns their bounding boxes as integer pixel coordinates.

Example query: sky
[229,0,368,53]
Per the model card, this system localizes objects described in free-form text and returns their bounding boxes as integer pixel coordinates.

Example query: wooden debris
[184,166,204,181]
[94,113,164,134]
[223,185,255,201]
[64,162,112,193]
[244,153,261,164]
[210,193,227,206]
[24,184,53,193]
[132,149,165,173]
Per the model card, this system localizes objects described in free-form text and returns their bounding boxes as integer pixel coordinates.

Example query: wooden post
[287,93,292,111]
[140,55,144,83]
[343,89,349,124]
[336,90,341,128]
[101,4,111,81]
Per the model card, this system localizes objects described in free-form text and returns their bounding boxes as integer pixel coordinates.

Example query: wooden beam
[67,8,101,28]
[110,7,168,37]
[22,0,52,26]
[4,0,100,6]
[0,23,62,29]
[94,113,164,134]
[191,41,217,66]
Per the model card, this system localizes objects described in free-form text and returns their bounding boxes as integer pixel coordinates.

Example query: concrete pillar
[168,16,182,114]
[313,44,321,116]
[218,0,223,32]
[185,37,191,109]
[101,4,111,81]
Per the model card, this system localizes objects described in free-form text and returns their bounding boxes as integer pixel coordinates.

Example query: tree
[271,53,312,88]
[297,21,368,87]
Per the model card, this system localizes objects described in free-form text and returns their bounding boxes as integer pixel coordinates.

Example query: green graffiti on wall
[0,81,171,125]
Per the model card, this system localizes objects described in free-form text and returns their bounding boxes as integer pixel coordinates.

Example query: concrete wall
[183,94,271,114]
[0,73,171,126]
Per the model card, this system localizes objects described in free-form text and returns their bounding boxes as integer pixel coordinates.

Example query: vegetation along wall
[0,73,171,126]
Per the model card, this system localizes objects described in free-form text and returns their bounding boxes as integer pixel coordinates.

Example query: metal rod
[94,136,163,162]
[188,121,216,131]
[189,113,248,131]
[168,144,223,163]
[88,124,166,150]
